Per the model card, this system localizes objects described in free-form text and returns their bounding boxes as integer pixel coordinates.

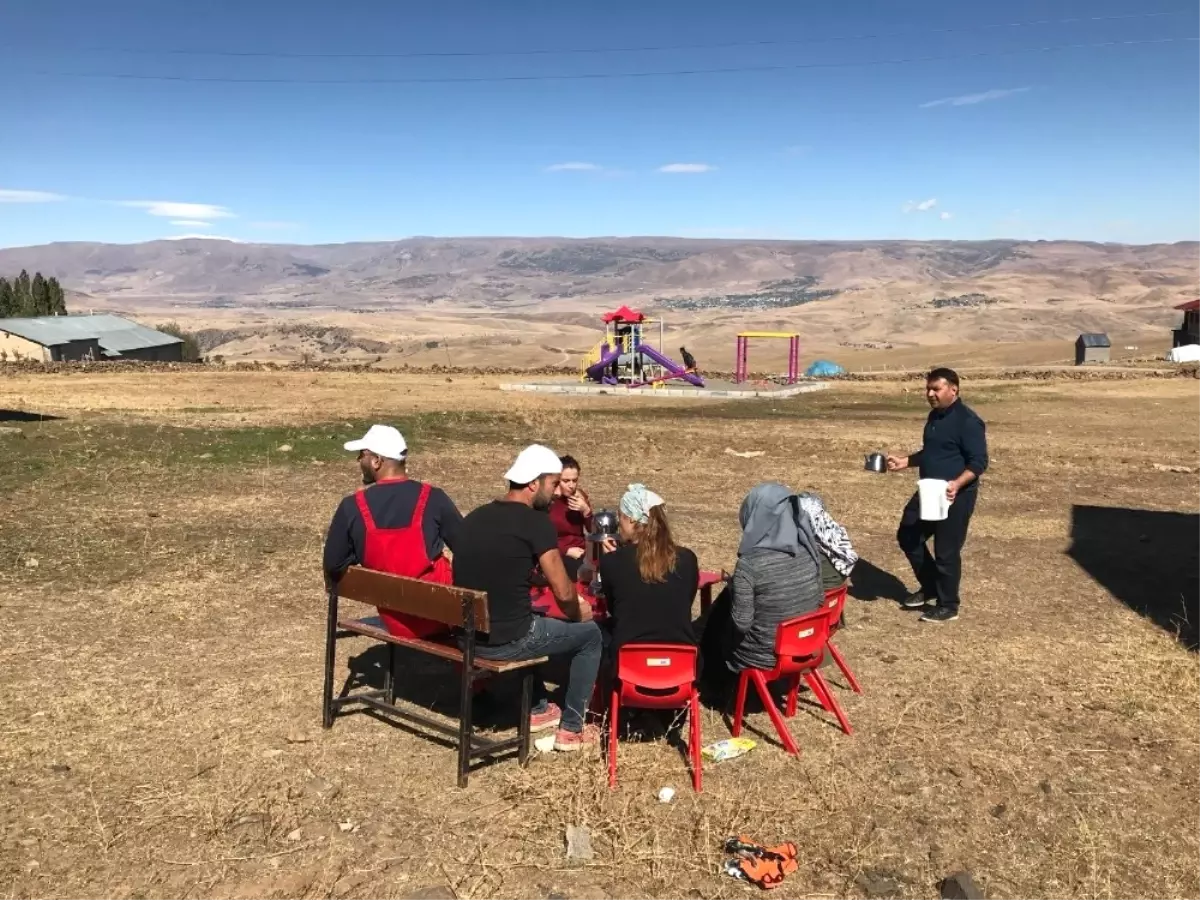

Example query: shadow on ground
[0,409,63,423]
[849,558,909,603]
[1068,504,1199,650]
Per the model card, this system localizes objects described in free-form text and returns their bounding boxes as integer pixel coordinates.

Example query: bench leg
[385,643,397,706]
[517,669,533,767]
[457,669,474,789]
[321,593,338,729]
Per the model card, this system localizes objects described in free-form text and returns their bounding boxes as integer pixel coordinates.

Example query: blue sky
[0,0,1197,247]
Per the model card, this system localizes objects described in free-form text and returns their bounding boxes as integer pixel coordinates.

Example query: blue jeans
[475,617,602,732]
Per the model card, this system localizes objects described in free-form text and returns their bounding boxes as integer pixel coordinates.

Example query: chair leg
[385,643,397,705]
[731,671,750,737]
[517,669,534,767]
[321,594,338,730]
[457,670,474,789]
[803,669,835,714]
[805,670,853,736]
[751,670,799,756]
[689,691,702,792]
[828,641,863,694]
[784,673,802,718]
[608,688,620,789]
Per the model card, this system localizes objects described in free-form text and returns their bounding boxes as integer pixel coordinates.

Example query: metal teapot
[590,509,618,539]
[864,452,888,474]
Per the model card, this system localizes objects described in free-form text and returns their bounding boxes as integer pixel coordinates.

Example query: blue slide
[585,347,624,381]
[637,344,705,387]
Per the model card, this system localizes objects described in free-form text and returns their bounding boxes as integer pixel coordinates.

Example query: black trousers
[896,487,978,611]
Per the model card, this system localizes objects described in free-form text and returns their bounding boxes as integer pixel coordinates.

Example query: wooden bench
[322,567,547,787]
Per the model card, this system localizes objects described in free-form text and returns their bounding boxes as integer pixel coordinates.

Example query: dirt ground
[0,369,1197,900]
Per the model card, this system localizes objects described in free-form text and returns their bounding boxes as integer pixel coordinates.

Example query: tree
[30,272,49,315]
[47,277,67,315]
[14,270,32,315]
[157,321,202,362]
[0,271,69,317]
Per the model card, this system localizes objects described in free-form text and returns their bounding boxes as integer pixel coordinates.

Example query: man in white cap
[323,424,464,639]
[453,444,602,750]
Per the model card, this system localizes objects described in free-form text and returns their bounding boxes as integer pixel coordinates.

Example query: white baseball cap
[343,424,408,461]
[504,444,562,484]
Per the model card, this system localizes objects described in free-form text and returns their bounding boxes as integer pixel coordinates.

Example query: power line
[13,11,1191,60]
[18,37,1198,85]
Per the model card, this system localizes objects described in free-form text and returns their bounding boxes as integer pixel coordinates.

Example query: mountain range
[0,237,1194,367]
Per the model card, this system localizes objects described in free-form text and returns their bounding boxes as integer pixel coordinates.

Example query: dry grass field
[0,368,1197,900]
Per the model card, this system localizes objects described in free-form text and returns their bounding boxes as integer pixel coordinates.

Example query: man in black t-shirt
[453,444,602,752]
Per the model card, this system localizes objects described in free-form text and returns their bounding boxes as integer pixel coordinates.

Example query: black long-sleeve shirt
[909,399,988,490]
[322,480,463,580]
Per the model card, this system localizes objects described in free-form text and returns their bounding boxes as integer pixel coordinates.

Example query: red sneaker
[530,702,562,732]
[553,723,601,752]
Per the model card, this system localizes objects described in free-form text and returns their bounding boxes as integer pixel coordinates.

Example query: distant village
[657,276,840,311]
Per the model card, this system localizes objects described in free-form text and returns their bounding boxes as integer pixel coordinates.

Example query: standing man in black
[887,368,988,623]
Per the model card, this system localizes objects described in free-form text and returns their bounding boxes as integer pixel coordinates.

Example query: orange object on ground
[723,835,799,889]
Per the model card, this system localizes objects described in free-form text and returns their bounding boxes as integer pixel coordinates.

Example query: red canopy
[1175,299,1200,311]
[602,305,645,323]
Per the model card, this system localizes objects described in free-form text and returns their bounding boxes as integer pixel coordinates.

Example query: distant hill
[1,237,1194,366]
[1,237,1194,312]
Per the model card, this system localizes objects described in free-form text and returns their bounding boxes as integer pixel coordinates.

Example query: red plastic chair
[823,586,863,694]
[730,607,852,756]
[608,644,702,791]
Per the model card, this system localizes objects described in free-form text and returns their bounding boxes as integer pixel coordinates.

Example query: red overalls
[354,479,453,639]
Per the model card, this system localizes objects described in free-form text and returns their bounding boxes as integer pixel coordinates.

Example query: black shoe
[920,606,959,623]
[900,590,931,610]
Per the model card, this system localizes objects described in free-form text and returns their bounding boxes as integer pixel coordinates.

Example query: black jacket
[909,399,988,489]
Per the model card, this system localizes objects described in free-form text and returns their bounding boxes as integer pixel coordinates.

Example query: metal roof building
[1174,299,1199,348]
[0,314,184,362]
[1074,332,1111,366]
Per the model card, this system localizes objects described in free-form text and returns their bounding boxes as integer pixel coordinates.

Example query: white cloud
[0,188,68,203]
[169,219,214,228]
[903,198,938,213]
[121,200,235,220]
[546,162,601,172]
[919,87,1031,109]
[658,163,715,174]
[161,234,243,242]
[940,211,953,221]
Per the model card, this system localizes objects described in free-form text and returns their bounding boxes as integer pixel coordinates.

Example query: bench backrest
[336,567,490,632]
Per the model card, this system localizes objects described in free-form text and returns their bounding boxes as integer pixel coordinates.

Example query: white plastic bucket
[917,478,951,521]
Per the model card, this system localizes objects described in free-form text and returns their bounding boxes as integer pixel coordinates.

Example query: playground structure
[580,306,704,389]
[734,331,801,385]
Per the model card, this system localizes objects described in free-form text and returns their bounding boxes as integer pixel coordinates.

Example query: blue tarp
[805,359,846,377]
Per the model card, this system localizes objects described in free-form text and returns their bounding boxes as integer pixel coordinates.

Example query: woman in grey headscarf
[701,482,824,678]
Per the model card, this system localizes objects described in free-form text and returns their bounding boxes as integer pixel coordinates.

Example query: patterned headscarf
[619,483,665,524]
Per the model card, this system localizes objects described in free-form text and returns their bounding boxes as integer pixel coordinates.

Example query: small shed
[1075,332,1111,365]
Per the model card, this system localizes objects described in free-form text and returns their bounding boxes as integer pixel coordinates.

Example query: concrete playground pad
[499,377,832,399]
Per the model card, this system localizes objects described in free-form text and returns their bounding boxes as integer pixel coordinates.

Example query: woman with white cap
[598,484,699,657]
